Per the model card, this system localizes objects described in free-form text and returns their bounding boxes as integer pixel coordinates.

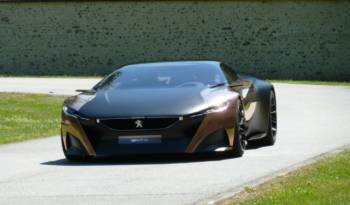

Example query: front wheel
[260,91,277,146]
[231,99,247,157]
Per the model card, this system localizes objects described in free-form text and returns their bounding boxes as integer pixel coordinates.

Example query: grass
[0,93,66,144]
[230,148,350,205]
[269,80,350,86]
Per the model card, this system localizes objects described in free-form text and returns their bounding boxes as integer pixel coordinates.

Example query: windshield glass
[94,63,226,90]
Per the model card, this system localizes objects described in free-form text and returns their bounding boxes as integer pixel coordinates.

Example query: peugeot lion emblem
[135,120,143,128]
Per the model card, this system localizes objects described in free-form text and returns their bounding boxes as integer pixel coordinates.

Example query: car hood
[76,85,215,118]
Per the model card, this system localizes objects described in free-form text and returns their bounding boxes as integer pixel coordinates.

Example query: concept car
[61,61,277,160]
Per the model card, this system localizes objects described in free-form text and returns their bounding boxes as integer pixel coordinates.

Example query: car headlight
[62,105,78,118]
[190,101,230,118]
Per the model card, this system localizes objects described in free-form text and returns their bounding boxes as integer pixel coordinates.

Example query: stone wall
[0,1,349,80]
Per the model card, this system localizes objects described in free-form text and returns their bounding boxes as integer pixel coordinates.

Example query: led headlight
[62,105,78,118]
[190,101,230,118]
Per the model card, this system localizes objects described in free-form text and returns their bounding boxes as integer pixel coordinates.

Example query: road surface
[0,77,350,205]
[0,77,100,96]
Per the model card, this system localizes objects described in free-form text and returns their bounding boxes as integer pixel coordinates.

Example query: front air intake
[99,117,179,130]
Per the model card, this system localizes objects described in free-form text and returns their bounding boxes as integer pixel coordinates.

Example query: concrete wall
[0,1,349,80]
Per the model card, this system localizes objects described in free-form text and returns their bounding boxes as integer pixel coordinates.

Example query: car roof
[121,60,221,70]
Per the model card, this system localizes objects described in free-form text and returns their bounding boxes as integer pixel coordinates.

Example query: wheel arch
[246,79,275,139]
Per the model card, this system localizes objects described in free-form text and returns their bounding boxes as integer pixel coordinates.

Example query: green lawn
[0,93,65,144]
[230,148,350,205]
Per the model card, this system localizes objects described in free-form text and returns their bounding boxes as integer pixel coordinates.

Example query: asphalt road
[0,77,100,96]
[1,78,350,205]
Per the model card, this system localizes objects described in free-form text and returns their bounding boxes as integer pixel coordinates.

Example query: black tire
[260,91,277,146]
[231,99,247,157]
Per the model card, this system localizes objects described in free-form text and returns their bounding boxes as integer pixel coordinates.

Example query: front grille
[99,117,179,130]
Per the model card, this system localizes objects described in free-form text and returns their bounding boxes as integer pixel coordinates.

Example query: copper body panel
[185,93,239,153]
[61,115,96,156]
[62,94,97,156]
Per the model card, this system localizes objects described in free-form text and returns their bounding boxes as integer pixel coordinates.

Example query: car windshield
[94,63,226,90]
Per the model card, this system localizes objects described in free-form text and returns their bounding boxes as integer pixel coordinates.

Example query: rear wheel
[231,99,247,157]
[260,91,277,146]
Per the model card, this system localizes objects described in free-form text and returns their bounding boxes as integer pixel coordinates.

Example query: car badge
[135,120,143,128]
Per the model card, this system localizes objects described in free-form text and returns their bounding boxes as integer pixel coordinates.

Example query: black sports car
[61,61,277,160]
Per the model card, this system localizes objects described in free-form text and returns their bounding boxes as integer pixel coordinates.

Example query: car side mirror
[228,82,244,87]
[75,89,96,94]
